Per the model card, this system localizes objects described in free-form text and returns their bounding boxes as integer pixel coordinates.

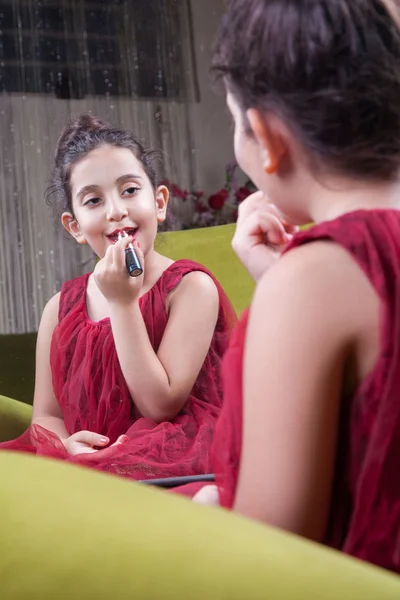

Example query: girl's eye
[122,186,140,196]
[83,197,101,206]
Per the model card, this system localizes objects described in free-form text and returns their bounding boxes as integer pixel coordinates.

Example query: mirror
[0,0,238,402]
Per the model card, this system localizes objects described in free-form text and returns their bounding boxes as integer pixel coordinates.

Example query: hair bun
[54,113,110,160]
[70,113,110,133]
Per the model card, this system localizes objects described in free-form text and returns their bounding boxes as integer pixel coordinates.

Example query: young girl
[192,0,400,573]
[1,114,235,480]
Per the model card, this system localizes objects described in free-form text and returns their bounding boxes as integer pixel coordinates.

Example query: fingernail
[100,437,108,444]
[137,242,141,248]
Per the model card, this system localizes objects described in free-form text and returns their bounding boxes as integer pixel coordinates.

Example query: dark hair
[46,113,163,216]
[212,0,400,181]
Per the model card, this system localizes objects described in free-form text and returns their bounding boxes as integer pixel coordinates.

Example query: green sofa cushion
[161,224,254,316]
[0,332,37,405]
[0,395,32,442]
[1,451,399,599]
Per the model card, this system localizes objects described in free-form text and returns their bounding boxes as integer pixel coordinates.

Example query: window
[0,0,195,99]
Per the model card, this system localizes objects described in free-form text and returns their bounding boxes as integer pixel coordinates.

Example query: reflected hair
[212,0,400,181]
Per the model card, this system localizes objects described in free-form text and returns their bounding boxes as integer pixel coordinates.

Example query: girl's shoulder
[284,209,400,301]
[36,291,61,340]
[58,274,89,321]
[153,259,235,330]
[59,273,90,296]
[41,291,61,322]
[156,259,219,296]
[38,274,88,331]
[286,209,400,255]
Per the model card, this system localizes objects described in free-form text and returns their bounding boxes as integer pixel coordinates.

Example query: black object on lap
[139,474,215,488]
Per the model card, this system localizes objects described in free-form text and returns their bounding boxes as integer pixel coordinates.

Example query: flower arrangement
[162,161,256,230]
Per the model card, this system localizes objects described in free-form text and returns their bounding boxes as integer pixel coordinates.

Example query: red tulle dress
[1,260,235,480]
[212,209,400,572]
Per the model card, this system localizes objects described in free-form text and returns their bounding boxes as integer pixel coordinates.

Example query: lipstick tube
[118,232,143,278]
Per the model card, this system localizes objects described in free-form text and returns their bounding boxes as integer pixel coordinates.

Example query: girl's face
[62,145,168,258]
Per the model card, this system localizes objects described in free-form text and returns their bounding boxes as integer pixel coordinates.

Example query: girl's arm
[109,270,220,422]
[31,294,68,439]
[32,294,111,454]
[234,241,379,541]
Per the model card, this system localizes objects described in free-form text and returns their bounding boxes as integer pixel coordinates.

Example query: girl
[194,0,400,573]
[1,114,235,480]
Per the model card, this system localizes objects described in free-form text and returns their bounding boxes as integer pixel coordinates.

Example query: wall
[190,0,235,195]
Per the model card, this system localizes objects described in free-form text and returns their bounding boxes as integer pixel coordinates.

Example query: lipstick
[118,231,143,277]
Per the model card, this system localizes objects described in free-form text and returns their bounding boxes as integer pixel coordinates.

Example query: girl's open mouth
[107,228,138,244]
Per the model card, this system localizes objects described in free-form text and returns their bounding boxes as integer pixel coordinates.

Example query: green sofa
[0,224,399,598]
[0,450,399,599]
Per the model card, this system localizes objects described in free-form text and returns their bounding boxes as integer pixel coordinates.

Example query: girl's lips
[107,228,138,244]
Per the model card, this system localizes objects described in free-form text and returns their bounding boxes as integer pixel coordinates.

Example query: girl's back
[202,0,400,572]
[214,208,400,571]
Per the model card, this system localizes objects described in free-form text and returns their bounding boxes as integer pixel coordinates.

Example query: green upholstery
[0,224,252,406]
[0,395,31,442]
[0,332,37,405]
[160,224,254,316]
[1,451,399,599]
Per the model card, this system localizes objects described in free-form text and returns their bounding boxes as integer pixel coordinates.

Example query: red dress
[1,260,235,480]
[212,210,400,572]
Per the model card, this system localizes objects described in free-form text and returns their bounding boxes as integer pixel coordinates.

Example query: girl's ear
[246,109,288,175]
[155,185,169,223]
[61,213,87,244]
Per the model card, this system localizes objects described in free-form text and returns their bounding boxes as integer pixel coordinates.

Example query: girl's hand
[63,430,110,456]
[94,236,144,306]
[192,484,220,506]
[232,191,298,281]
[63,431,127,456]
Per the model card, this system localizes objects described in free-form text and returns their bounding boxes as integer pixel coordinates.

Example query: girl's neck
[305,174,400,224]
[139,248,173,295]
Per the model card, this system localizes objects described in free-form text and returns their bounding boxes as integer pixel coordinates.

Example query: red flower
[208,188,229,211]
[235,186,252,204]
[195,200,207,214]
[170,183,188,201]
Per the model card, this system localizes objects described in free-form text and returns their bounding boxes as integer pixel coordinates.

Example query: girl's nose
[106,198,128,221]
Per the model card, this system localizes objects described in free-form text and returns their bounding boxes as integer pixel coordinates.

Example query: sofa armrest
[0,395,32,442]
[1,452,399,599]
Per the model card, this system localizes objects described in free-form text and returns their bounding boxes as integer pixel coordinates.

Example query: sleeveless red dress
[1,260,236,480]
[212,209,400,573]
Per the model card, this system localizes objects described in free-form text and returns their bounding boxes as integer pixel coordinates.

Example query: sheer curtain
[0,0,198,334]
